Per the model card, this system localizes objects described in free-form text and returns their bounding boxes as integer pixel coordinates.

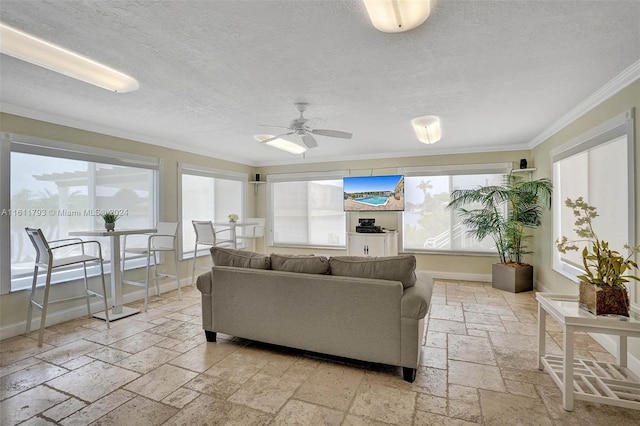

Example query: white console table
[536,292,640,411]
[346,231,398,257]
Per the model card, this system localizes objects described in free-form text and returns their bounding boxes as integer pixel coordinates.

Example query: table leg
[537,302,546,370]
[93,234,140,321]
[618,335,628,367]
[562,325,575,411]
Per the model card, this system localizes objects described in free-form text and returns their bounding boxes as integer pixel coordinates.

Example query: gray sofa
[196,248,433,382]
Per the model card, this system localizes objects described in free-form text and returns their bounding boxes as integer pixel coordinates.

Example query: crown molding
[528,59,640,148]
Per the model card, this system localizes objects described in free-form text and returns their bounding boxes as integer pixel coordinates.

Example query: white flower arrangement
[228,213,239,222]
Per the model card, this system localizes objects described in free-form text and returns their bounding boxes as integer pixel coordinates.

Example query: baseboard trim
[0,278,192,341]
[423,270,491,282]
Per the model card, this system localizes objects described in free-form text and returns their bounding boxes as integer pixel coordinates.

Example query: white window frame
[1,133,160,294]
[177,162,248,260]
[399,162,512,255]
[551,109,636,307]
[267,170,348,249]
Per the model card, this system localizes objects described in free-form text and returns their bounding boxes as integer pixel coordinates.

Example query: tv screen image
[343,175,405,212]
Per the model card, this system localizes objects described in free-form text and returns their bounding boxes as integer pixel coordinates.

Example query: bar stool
[191,220,235,284]
[121,222,180,311]
[25,228,110,347]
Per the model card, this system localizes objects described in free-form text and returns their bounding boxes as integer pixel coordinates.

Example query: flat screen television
[343,175,405,212]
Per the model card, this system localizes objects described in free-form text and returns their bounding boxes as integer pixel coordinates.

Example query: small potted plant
[101,212,120,231]
[556,197,640,316]
[228,213,239,223]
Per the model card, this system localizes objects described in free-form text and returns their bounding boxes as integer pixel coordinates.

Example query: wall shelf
[512,167,536,180]
[249,181,265,194]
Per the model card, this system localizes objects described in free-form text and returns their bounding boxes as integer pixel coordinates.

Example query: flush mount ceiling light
[254,134,307,155]
[412,115,441,144]
[363,0,431,33]
[0,23,139,93]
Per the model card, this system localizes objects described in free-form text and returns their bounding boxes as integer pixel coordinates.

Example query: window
[179,164,246,259]
[268,171,347,248]
[1,135,159,293]
[401,163,511,253]
[552,110,635,285]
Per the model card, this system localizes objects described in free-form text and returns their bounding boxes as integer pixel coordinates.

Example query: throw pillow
[210,247,271,270]
[329,255,417,289]
[270,253,330,274]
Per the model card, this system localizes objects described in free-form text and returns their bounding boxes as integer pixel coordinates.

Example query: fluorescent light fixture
[412,115,441,144]
[363,0,431,33]
[254,134,307,155]
[0,23,139,93]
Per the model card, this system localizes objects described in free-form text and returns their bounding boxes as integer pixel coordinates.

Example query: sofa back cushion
[270,254,330,274]
[210,247,271,270]
[329,255,417,289]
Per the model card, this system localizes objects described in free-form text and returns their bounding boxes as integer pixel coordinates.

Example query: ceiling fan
[259,102,352,150]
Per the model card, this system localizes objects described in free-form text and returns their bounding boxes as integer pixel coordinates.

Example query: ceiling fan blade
[258,124,292,130]
[302,134,318,149]
[260,132,295,144]
[310,129,353,139]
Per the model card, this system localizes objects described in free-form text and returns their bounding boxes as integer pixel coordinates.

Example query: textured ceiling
[1,0,639,166]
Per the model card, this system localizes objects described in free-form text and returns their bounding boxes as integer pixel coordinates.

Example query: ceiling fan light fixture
[412,115,441,144]
[363,0,431,33]
[0,23,139,93]
[254,134,307,155]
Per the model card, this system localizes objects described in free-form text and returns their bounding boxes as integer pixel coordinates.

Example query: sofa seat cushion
[270,254,330,274]
[210,247,271,269]
[329,255,417,289]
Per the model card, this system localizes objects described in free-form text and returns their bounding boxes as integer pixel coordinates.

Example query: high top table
[213,221,258,249]
[536,292,640,411]
[69,228,156,320]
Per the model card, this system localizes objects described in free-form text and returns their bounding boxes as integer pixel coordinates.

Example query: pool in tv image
[343,175,405,212]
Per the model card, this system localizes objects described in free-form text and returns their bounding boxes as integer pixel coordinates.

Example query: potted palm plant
[447,173,553,292]
[556,197,639,316]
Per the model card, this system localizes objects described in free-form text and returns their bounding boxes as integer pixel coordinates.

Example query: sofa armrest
[401,271,433,319]
[196,270,213,294]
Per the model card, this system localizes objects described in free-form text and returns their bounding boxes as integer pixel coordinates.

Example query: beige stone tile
[83,321,156,345]
[448,384,479,403]
[87,346,132,364]
[107,331,168,353]
[414,411,479,425]
[489,331,561,355]
[466,329,489,337]
[203,347,269,384]
[115,346,181,374]
[430,304,465,322]
[169,340,240,373]
[463,302,514,316]
[420,346,447,369]
[272,399,344,425]
[342,414,394,425]
[161,387,200,409]
[448,334,495,365]
[228,372,300,414]
[449,400,482,423]
[493,346,540,371]
[124,364,198,401]
[428,319,467,335]
[35,339,103,366]
[90,395,178,425]
[30,326,97,347]
[415,393,447,415]
[61,355,95,370]
[294,362,363,411]
[500,367,557,388]
[425,331,447,349]
[281,357,321,384]
[184,373,240,399]
[463,311,505,325]
[349,381,415,424]
[60,389,136,426]
[154,337,183,349]
[20,415,57,425]
[479,389,553,425]
[48,360,140,402]
[163,394,273,425]
[42,397,87,422]
[502,320,539,336]
[169,333,208,353]
[448,360,505,392]
[0,384,69,424]
[413,366,447,397]
[146,320,202,341]
[0,360,67,399]
[504,379,538,398]
[0,335,55,366]
[0,356,40,379]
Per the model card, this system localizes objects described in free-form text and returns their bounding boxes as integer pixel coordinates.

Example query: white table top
[536,292,639,330]
[213,222,258,227]
[69,228,157,237]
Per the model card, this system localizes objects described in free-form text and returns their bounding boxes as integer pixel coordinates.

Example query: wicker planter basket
[578,281,629,317]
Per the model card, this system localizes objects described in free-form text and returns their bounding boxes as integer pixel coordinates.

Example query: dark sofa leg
[403,367,417,383]
[205,330,217,342]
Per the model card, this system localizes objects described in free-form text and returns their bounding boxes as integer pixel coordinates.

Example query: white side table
[536,292,640,411]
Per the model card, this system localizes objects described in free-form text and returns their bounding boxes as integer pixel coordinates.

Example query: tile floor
[1,279,639,425]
